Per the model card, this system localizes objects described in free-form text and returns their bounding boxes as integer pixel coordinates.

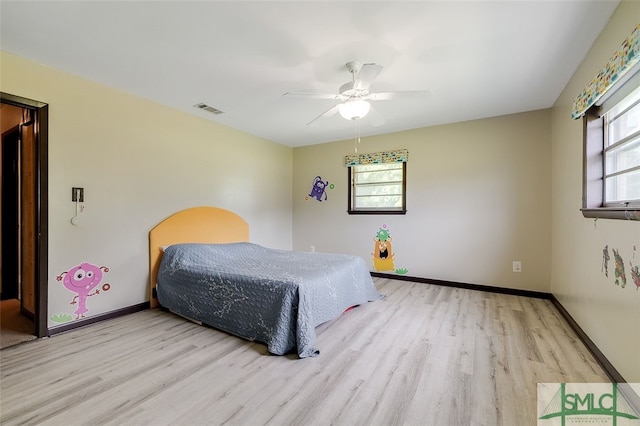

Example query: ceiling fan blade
[283,92,341,100]
[369,90,433,101]
[367,106,386,127]
[307,104,340,126]
[353,63,383,91]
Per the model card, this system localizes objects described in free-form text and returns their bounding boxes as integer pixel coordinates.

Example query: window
[603,86,640,206]
[583,71,640,220]
[348,162,406,214]
[579,25,640,220]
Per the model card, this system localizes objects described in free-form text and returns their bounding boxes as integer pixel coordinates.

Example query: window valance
[344,149,408,166]
[571,24,640,119]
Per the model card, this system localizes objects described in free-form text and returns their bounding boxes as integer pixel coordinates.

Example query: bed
[149,207,382,358]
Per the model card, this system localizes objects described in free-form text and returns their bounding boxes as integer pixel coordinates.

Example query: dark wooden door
[2,127,20,300]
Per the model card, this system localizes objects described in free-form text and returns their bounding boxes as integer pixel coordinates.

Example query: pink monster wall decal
[57,262,110,319]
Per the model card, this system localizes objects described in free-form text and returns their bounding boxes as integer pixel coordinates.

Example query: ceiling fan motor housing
[339,81,369,98]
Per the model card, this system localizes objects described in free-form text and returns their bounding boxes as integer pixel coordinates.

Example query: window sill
[581,208,640,220]
[347,210,407,215]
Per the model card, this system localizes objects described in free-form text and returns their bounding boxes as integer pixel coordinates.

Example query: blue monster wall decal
[309,176,329,202]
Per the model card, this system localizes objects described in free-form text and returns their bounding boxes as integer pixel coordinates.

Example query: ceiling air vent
[194,103,224,115]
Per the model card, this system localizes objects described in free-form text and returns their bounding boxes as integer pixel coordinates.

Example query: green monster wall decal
[602,245,639,290]
[612,248,627,288]
[630,263,640,290]
[631,245,640,290]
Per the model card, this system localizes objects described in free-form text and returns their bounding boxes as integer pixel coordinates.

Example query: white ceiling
[0,1,619,147]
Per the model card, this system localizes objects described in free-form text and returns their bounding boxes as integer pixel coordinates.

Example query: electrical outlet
[72,187,84,202]
[513,261,522,273]
[310,245,315,252]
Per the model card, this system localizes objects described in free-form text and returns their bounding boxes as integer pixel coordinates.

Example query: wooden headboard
[148,206,249,308]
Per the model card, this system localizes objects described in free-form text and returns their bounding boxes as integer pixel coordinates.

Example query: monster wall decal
[612,248,626,288]
[602,245,610,277]
[51,262,112,323]
[631,245,640,290]
[306,176,334,202]
[372,225,408,274]
[372,227,394,271]
[602,245,639,290]
[630,262,640,290]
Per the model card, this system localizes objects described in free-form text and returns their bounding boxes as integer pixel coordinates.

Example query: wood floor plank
[0,278,611,426]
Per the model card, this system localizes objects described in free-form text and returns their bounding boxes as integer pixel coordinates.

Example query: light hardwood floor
[0,299,37,349]
[0,278,609,425]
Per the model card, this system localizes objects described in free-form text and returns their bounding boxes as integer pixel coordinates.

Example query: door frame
[1,92,49,338]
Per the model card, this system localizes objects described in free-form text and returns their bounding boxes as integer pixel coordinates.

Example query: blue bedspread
[157,242,382,357]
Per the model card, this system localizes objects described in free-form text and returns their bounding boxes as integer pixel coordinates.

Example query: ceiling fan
[283,61,431,126]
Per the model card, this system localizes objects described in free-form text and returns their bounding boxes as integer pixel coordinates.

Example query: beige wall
[293,109,551,292]
[0,51,293,329]
[550,1,640,382]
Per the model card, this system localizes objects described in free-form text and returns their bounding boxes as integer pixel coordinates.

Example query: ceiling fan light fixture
[339,100,370,121]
